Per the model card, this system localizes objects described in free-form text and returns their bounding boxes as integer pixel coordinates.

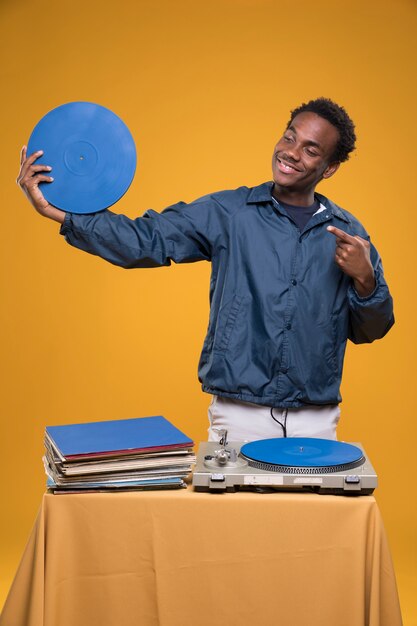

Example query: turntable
[192,431,377,495]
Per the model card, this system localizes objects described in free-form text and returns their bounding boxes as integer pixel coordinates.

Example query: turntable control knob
[215,449,229,466]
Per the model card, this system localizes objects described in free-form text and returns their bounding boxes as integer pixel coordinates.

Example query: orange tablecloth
[0,489,402,626]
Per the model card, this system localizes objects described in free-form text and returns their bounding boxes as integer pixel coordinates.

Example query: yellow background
[0,0,416,622]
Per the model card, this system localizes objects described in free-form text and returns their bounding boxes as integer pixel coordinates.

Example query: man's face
[272,111,340,195]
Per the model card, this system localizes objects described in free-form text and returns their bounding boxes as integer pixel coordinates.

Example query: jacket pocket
[214,295,245,353]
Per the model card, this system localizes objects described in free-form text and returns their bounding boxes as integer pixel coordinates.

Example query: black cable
[270,407,288,437]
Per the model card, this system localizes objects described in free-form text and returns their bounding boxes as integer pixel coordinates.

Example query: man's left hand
[327,225,375,297]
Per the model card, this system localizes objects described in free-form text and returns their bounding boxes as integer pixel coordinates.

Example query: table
[0,489,402,626]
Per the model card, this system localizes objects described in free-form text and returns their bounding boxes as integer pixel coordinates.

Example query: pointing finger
[327,225,356,244]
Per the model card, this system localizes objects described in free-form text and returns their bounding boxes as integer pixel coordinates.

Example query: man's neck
[272,184,316,207]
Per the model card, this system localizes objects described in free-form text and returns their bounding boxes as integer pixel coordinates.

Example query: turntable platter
[240,438,365,474]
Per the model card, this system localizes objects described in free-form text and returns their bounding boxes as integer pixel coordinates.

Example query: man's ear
[322,162,340,179]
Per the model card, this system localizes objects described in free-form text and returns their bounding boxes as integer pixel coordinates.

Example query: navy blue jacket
[60,182,394,408]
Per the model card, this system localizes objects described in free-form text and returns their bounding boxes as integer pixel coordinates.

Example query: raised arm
[17,148,218,269]
[327,225,394,343]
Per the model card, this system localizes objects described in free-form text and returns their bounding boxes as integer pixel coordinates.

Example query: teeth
[279,159,296,172]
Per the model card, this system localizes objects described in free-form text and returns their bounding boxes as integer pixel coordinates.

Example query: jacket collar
[314,192,350,224]
[247,182,275,204]
[247,182,350,224]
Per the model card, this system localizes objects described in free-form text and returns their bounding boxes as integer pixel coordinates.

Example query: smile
[276,157,301,174]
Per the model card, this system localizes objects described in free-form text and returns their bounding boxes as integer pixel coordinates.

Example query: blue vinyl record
[240,438,364,469]
[27,102,137,214]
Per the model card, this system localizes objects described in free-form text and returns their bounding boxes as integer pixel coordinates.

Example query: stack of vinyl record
[43,415,195,493]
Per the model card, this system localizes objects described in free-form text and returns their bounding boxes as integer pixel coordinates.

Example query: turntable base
[192,438,377,495]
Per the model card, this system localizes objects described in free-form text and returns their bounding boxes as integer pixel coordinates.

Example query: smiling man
[17,97,394,442]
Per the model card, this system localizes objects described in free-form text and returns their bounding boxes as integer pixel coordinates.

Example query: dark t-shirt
[272,196,320,231]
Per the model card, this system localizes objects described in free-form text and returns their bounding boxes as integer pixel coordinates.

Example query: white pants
[208,396,340,442]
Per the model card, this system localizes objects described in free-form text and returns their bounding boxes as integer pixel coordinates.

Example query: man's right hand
[17,147,66,224]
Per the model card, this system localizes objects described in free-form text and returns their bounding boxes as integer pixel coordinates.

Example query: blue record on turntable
[27,102,137,214]
[240,438,365,473]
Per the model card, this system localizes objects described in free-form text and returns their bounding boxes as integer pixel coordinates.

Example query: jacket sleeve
[59,197,218,268]
[347,242,394,343]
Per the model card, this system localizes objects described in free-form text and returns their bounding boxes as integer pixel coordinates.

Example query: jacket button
[291,279,297,286]
[286,323,292,330]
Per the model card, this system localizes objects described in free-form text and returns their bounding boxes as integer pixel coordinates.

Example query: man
[17,98,394,442]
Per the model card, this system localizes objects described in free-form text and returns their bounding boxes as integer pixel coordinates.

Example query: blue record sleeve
[46,415,193,460]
